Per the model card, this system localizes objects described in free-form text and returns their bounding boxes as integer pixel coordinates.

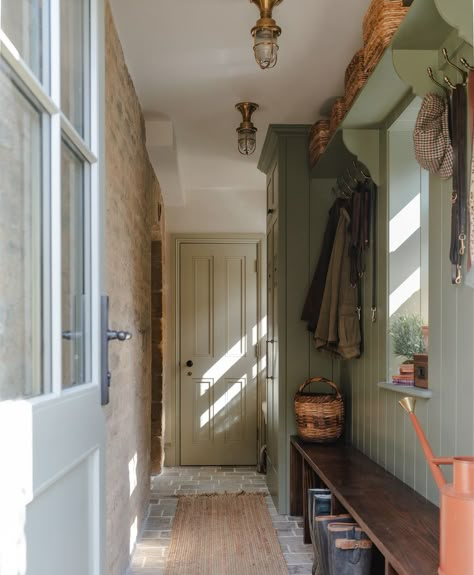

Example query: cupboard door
[266,162,279,222]
[266,225,274,465]
[271,217,279,468]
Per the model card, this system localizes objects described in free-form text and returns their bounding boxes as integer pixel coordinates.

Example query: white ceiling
[109,0,372,206]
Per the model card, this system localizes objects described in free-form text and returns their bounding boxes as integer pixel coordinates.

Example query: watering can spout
[398,396,447,489]
[399,396,416,414]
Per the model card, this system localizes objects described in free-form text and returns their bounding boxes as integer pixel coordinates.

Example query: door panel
[0,1,105,573]
[25,451,98,575]
[180,242,258,465]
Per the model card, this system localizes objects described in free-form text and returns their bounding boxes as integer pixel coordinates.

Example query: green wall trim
[258,125,311,174]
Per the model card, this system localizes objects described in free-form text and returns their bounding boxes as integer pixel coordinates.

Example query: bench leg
[290,442,303,516]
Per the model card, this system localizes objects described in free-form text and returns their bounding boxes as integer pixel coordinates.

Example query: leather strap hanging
[350,187,362,287]
[468,70,474,271]
[370,181,377,323]
[450,84,468,284]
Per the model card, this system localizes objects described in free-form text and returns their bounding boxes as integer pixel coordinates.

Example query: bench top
[291,436,439,575]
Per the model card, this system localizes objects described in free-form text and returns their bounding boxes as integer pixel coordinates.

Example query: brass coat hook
[337,176,353,197]
[353,160,370,180]
[427,67,451,96]
[460,57,474,71]
[442,48,467,84]
[443,75,457,90]
[346,167,358,185]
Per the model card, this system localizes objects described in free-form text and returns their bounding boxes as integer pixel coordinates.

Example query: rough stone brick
[104,3,164,575]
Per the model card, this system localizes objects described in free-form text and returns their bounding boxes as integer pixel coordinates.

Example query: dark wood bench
[290,436,439,575]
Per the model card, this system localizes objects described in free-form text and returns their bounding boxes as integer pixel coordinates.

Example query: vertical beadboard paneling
[438,179,456,491]
[346,125,474,506]
[376,130,389,469]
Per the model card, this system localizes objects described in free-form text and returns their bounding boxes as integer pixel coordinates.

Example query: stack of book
[392,364,415,386]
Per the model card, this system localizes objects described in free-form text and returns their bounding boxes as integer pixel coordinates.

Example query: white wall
[165,188,266,234]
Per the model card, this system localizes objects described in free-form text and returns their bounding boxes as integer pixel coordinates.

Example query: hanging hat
[413,92,453,179]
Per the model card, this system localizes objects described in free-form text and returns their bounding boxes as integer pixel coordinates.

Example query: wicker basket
[344,49,369,109]
[294,377,344,443]
[329,97,347,135]
[309,119,330,167]
[363,0,409,75]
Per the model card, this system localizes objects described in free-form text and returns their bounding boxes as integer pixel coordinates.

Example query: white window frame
[0,0,105,399]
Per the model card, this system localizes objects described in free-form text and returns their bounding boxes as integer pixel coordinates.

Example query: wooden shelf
[310,0,471,179]
[378,381,432,399]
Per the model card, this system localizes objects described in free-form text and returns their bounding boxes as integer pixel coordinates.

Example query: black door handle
[107,330,132,341]
[186,360,193,367]
[101,296,132,406]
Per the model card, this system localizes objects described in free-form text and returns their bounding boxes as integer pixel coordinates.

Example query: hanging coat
[301,199,346,332]
[314,207,361,359]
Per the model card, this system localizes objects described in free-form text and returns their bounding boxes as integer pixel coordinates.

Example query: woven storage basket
[329,97,347,135]
[294,377,344,443]
[363,0,409,75]
[309,119,330,167]
[344,49,369,109]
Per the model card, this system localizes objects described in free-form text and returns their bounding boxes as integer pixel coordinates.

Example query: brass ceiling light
[235,102,259,155]
[250,0,283,70]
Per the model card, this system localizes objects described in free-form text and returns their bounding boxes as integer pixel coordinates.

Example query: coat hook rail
[353,160,371,180]
[427,67,451,96]
[460,57,474,71]
[442,48,467,84]
[444,75,457,90]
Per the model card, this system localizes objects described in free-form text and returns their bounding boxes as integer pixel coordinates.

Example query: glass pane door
[2,0,46,83]
[61,141,90,388]
[61,0,90,138]
[0,63,43,399]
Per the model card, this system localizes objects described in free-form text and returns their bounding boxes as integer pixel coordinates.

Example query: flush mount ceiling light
[235,102,259,155]
[250,0,283,70]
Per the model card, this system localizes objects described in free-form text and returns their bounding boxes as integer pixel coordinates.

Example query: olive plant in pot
[389,313,426,374]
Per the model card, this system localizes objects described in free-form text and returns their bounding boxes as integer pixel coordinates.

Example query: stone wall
[105,3,164,573]
[151,237,165,474]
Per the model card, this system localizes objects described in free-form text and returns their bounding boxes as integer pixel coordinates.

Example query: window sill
[377,382,432,399]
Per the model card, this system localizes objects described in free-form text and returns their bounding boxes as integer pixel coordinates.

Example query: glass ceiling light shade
[235,102,259,155]
[250,0,283,70]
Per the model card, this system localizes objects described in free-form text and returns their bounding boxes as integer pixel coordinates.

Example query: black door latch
[101,295,132,405]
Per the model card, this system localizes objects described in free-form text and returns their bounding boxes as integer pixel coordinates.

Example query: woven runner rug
[164,492,288,575]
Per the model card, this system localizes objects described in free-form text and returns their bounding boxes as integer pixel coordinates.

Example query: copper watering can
[399,397,474,575]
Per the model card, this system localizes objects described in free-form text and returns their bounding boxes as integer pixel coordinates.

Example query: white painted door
[180,242,259,465]
[0,1,106,574]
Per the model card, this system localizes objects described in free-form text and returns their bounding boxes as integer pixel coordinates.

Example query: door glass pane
[61,0,90,138]
[1,0,44,81]
[0,63,43,399]
[61,141,90,388]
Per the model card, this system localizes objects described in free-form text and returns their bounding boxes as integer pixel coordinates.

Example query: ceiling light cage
[235,102,259,156]
[250,0,283,70]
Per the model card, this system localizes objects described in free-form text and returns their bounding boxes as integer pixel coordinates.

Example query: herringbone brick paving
[127,467,313,575]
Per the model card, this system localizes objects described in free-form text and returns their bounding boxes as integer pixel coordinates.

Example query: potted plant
[389,313,426,370]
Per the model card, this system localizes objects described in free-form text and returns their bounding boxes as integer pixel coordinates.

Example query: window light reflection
[200,378,247,429]
[389,268,421,316]
[390,194,420,253]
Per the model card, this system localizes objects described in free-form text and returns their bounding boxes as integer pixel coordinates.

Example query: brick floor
[127,467,313,575]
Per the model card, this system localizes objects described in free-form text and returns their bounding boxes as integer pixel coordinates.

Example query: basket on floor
[329,97,347,135]
[363,0,409,75]
[309,119,331,167]
[294,378,344,443]
[344,49,369,109]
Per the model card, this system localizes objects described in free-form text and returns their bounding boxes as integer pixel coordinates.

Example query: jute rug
[164,492,288,575]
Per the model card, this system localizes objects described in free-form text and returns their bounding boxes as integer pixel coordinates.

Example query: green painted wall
[344,117,474,506]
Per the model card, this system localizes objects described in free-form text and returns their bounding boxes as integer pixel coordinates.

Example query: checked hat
[413,92,453,180]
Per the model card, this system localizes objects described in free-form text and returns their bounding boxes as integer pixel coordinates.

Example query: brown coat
[314,207,361,359]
